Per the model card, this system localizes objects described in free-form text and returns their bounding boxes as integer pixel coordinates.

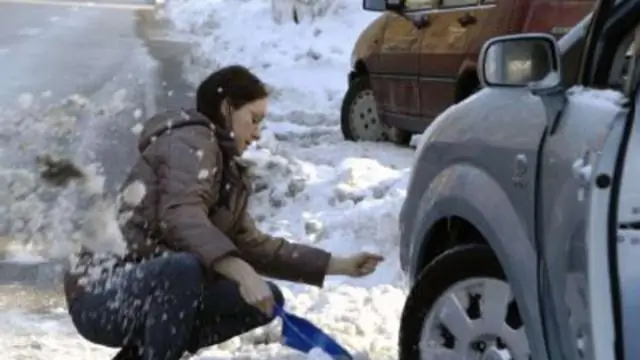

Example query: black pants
[67,252,284,360]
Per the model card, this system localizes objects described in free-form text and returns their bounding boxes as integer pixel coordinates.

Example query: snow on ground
[1,0,417,358]
[167,0,378,117]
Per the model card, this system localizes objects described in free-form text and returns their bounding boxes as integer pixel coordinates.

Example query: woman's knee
[68,295,123,347]
[158,252,204,286]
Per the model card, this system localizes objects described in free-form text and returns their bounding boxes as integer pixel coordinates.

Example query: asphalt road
[0,0,196,299]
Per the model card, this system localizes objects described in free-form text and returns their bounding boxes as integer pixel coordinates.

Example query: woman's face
[227,97,268,154]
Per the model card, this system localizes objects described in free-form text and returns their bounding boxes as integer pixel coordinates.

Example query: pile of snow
[167,0,379,116]
[0,93,131,261]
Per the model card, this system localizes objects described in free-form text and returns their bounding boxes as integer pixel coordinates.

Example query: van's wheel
[340,77,411,145]
[399,244,531,360]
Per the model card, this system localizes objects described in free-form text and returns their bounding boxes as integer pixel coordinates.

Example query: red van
[341,0,596,144]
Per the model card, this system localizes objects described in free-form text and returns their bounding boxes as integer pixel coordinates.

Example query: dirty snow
[0,0,415,359]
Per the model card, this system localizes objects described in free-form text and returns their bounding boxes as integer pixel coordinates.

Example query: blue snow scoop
[274,305,354,360]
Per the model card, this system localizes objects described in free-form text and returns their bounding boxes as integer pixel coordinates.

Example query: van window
[406,0,434,9]
[441,0,478,7]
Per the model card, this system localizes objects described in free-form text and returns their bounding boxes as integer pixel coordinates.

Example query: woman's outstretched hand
[328,252,385,278]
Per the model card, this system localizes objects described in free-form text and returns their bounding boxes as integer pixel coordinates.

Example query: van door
[417,0,479,123]
[376,12,422,118]
[523,0,596,37]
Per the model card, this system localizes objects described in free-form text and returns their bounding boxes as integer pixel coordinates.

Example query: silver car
[364,0,640,359]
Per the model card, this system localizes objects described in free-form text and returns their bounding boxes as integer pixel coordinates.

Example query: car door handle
[512,154,528,188]
[572,151,593,188]
[457,13,477,27]
[412,15,430,29]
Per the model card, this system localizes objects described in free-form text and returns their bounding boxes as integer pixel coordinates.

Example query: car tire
[399,244,530,360]
[340,76,411,145]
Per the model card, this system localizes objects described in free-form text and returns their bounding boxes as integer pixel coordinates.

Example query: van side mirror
[363,0,405,12]
[478,33,561,88]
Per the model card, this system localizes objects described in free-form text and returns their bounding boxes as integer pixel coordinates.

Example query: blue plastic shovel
[274,305,354,360]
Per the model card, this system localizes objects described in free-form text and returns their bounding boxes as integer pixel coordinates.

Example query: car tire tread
[398,244,506,360]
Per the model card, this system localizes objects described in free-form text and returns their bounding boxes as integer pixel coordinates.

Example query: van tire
[340,76,411,145]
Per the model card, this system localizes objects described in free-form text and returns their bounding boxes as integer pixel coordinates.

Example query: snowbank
[167,0,378,117]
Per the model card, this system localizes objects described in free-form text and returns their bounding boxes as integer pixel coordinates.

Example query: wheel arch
[416,216,488,272]
[403,163,547,359]
[349,59,369,83]
[454,65,480,103]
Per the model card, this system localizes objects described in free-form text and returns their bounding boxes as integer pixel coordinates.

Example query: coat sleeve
[233,213,331,287]
[152,132,238,269]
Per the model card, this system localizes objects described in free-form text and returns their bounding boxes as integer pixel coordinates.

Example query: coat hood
[138,109,213,153]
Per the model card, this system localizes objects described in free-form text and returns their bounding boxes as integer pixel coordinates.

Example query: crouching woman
[63,65,384,360]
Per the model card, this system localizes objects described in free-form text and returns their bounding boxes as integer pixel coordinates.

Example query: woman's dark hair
[196,65,268,125]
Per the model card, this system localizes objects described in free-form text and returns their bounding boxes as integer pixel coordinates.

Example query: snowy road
[0,2,174,358]
[0,0,155,107]
[1,0,417,358]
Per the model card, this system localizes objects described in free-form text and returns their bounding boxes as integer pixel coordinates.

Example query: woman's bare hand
[212,256,275,316]
[238,273,276,317]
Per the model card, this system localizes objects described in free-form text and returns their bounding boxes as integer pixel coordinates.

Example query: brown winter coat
[63,109,331,301]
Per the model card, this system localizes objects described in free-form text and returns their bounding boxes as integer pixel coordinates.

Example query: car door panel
[608,74,640,360]
[419,7,473,119]
[523,0,596,37]
[538,88,629,360]
[612,112,640,360]
[356,13,389,100]
[466,1,515,57]
[376,13,421,116]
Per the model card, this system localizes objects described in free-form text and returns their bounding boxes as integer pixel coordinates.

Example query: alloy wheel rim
[419,277,530,360]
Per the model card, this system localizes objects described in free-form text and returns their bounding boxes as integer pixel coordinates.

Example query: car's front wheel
[399,244,531,360]
[340,76,411,145]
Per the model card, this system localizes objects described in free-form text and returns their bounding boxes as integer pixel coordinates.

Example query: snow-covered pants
[67,252,284,360]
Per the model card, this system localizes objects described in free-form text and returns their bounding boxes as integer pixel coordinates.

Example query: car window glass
[607,29,636,92]
[441,0,477,7]
[557,14,591,86]
[623,26,640,94]
[406,0,434,9]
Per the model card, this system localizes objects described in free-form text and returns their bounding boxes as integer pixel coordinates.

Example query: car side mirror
[478,33,561,89]
[363,0,405,12]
